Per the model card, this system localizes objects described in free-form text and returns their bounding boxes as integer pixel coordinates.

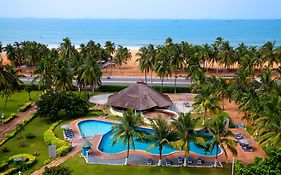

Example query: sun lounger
[147,158,153,165]
[242,146,253,152]
[177,157,183,164]
[187,156,193,164]
[165,158,172,166]
[197,158,202,165]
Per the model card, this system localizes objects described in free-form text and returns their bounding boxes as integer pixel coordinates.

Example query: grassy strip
[97,85,191,93]
[62,154,231,175]
[0,114,36,147]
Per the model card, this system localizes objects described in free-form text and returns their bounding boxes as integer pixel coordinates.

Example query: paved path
[0,105,37,141]
[31,146,81,175]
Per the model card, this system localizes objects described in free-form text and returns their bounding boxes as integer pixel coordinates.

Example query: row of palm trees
[112,109,237,167]
[2,38,132,91]
[136,37,281,93]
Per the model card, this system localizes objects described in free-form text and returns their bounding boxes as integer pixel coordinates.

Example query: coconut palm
[193,84,222,125]
[76,55,102,92]
[52,59,73,91]
[171,113,205,166]
[260,41,278,68]
[208,113,237,167]
[58,37,77,63]
[145,117,177,166]
[111,109,144,165]
[257,67,277,94]
[114,46,132,76]
[0,63,21,120]
[136,47,149,84]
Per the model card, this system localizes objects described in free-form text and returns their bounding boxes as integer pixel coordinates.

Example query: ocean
[0,18,281,48]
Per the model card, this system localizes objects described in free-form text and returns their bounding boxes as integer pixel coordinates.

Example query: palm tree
[145,117,177,166]
[0,63,21,120]
[136,47,149,84]
[52,59,73,91]
[193,84,222,125]
[76,55,102,92]
[171,113,205,166]
[154,46,172,92]
[208,113,237,167]
[260,41,278,69]
[58,37,77,63]
[170,44,185,93]
[111,109,144,165]
[114,46,132,76]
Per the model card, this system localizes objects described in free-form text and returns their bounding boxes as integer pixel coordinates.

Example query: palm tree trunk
[125,139,129,165]
[158,146,162,166]
[150,72,153,86]
[161,78,164,93]
[174,73,177,94]
[2,95,8,124]
[28,92,31,101]
[184,151,187,167]
[144,70,147,84]
[202,109,206,125]
[214,145,219,167]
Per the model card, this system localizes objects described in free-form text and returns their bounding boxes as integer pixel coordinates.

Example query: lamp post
[18,171,21,175]
[232,157,235,175]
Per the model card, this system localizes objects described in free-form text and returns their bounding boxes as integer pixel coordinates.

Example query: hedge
[0,114,36,147]
[3,113,17,124]
[43,121,72,156]
[0,154,36,175]
[97,85,191,93]
[18,102,32,112]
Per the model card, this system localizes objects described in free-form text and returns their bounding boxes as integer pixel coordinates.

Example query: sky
[0,0,281,19]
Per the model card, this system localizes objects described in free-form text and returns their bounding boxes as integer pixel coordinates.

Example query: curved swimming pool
[78,120,221,156]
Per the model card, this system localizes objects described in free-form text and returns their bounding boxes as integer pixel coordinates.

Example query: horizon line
[1,17,281,20]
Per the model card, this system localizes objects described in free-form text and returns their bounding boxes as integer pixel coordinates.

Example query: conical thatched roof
[108,82,172,111]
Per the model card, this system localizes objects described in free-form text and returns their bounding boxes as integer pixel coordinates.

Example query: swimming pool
[78,120,221,156]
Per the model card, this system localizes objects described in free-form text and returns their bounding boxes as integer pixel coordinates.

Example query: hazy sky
[1,0,281,19]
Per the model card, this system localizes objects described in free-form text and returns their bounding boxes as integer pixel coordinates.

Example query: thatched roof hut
[108,82,172,111]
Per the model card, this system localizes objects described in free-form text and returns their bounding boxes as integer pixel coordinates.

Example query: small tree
[36,91,89,121]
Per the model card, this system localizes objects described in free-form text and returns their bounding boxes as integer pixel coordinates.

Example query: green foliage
[36,91,89,121]
[0,154,36,175]
[18,102,32,112]
[43,166,72,175]
[97,85,191,93]
[235,147,281,175]
[43,121,72,156]
[25,132,36,139]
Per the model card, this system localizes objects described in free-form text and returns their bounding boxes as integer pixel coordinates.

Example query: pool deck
[69,117,266,165]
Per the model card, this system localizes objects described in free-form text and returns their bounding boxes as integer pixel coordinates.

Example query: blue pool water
[78,120,221,156]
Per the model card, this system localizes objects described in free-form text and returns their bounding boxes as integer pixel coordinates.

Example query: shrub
[0,154,36,175]
[43,166,72,175]
[43,121,72,156]
[1,147,9,153]
[18,102,32,112]
[3,113,17,124]
[25,132,36,139]
[32,152,40,156]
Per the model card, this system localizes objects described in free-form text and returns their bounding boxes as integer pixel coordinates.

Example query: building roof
[108,82,173,111]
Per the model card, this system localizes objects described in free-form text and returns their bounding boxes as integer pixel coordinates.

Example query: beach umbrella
[80,141,92,148]
[61,124,71,130]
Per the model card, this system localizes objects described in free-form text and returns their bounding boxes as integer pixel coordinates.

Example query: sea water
[0,18,281,48]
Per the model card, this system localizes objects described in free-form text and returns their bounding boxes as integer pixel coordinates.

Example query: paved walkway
[31,146,81,175]
[0,105,37,141]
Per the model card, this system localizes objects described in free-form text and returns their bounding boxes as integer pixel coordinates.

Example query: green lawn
[62,154,231,175]
[0,91,42,117]
[0,116,53,174]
